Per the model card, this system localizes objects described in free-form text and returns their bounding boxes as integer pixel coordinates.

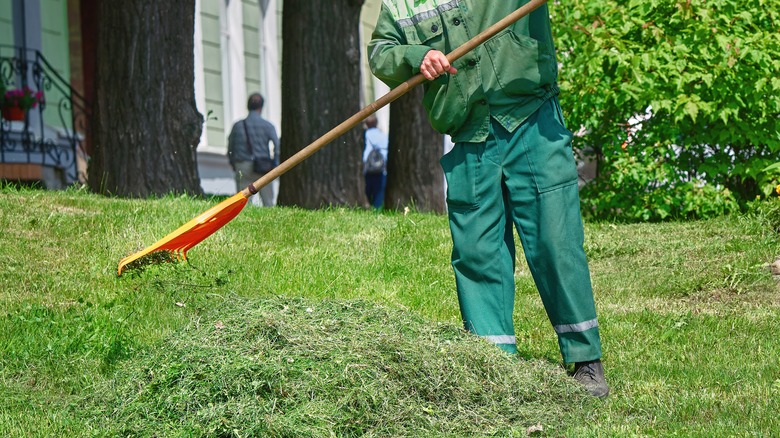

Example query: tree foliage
[554,0,780,220]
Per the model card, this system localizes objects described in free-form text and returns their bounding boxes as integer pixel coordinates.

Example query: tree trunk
[88,1,203,197]
[277,0,365,208]
[385,87,446,213]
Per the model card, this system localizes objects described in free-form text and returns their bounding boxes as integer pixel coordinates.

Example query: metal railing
[0,45,90,186]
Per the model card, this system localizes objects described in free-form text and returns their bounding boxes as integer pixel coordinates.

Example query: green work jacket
[368,0,560,143]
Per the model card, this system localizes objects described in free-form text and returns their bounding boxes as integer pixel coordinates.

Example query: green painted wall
[200,1,226,149]
[40,0,71,129]
[194,0,377,151]
[242,0,261,96]
[0,0,12,52]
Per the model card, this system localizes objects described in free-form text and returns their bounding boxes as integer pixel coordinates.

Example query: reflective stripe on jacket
[369,0,559,143]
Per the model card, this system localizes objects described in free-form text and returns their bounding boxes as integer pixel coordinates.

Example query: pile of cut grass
[83,296,587,437]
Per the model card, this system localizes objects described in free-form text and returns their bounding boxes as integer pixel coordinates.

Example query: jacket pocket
[423,75,468,135]
[403,15,444,46]
[484,30,556,96]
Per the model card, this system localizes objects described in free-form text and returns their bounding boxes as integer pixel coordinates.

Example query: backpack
[364,134,385,174]
[365,148,385,174]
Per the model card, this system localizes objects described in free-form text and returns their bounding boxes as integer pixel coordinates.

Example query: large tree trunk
[385,88,446,213]
[277,0,365,208]
[88,1,203,197]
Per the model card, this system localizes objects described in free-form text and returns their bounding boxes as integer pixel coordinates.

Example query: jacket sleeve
[270,127,281,166]
[367,4,431,89]
[227,123,239,166]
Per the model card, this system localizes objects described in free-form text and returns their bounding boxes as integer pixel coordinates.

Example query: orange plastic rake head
[117,192,249,275]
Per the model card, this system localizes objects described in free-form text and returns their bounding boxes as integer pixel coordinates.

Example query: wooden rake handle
[242,0,548,198]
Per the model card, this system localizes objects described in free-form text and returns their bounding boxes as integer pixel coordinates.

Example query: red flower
[2,86,45,111]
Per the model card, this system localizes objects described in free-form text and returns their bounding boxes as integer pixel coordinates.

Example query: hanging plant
[3,86,45,111]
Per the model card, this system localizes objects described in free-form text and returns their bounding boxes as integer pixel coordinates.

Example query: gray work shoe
[573,360,609,398]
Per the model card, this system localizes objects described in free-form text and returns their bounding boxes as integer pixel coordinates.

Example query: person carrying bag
[227,93,280,207]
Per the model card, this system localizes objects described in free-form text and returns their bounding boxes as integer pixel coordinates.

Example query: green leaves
[758,162,780,197]
[681,98,699,123]
[579,144,740,222]
[554,0,780,218]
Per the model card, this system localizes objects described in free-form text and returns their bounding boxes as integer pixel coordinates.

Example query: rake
[117,0,548,276]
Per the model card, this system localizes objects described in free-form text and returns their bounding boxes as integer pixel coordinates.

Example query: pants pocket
[527,98,579,193]
[440,143,480,211]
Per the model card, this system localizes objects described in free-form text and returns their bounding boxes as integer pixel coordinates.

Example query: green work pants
[440,97,602,364]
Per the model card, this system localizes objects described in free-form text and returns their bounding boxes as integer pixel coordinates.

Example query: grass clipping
[120,249,180,274]
[90,297,586,436]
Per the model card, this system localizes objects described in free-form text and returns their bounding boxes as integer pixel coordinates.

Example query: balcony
[0,45,89,188]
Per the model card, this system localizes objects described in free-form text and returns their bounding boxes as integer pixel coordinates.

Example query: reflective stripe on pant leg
[554,318,599,334]
[441,132,518,354]
[500,99,603,364]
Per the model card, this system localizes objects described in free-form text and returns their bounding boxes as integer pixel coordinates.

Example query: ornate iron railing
[0,45,90,186]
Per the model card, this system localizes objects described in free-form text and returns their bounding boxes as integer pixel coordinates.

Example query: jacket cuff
[404,46,432,75]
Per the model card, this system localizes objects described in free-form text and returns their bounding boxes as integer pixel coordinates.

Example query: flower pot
[2,107,25,121]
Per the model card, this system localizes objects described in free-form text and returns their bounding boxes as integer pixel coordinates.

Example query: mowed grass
[1,185,779,436]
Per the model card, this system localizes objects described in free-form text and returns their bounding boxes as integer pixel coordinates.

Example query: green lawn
[1,186,779,436]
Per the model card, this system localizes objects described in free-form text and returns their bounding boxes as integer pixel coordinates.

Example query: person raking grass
[368,0,608,398]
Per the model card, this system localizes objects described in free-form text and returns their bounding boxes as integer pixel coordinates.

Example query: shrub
[580,144,739,222]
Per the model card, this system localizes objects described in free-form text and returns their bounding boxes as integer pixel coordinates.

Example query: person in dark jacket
[227,93,280,207]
